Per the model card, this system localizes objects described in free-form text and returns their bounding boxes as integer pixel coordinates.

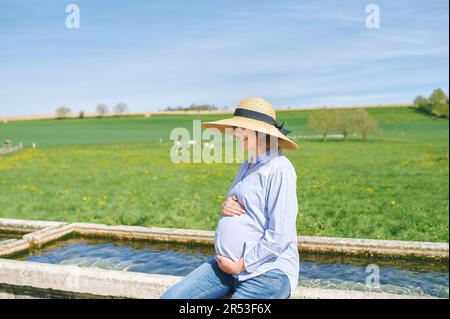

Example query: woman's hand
[216,255,245,275]
[221,195,246,216]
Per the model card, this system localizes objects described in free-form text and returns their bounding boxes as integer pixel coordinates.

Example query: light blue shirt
[214,148,299,296]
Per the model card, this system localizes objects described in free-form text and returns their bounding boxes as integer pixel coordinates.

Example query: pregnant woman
[161,98,300,299]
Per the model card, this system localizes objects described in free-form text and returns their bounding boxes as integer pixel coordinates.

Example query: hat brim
[202,116,299,150]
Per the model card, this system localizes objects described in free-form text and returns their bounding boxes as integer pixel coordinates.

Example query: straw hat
[202,98,299,150]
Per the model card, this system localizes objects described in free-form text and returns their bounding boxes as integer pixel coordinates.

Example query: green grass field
[0,107,448,242]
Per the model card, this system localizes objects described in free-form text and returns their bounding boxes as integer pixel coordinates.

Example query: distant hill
[0,103,414,122]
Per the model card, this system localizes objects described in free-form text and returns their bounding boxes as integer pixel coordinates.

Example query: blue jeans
[160,257,291,299]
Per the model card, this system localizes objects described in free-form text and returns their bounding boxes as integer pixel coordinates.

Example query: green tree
[56,106,71,119]
[353,109,380,140]
[413,89,449,118]
[307,108,338,141]
[413,95,431,112]
[336,109,358,141]
[114,102,128,114]
[96,104,109,117]
[429,89,449,117]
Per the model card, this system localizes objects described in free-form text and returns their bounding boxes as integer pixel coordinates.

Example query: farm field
[0,107,448,242]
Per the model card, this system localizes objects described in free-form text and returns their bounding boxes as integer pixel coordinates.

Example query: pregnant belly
[214,215,262,262]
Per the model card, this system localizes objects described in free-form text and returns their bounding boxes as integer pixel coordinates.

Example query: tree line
[307,108,380,141]
[163,104,219,112]
[414,89,449,118]
[56,103,129,119]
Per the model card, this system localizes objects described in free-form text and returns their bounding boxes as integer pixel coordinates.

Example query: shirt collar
[253,148,283,164]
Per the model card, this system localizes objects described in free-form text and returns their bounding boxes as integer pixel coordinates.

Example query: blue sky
[0,0,448,116]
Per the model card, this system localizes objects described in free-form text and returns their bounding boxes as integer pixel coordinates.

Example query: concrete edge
[71,222,215,244]
[0,239,16,245]
[290,287,436,299]
[0,239,30,256]
[0,259,175,299]
[0,259,436,299]
[298,243,448,259]
[22,223,75,246]
[0,218,448,259]
[0,218,66,232]
[0,223,76,257]
[300,235,449,251]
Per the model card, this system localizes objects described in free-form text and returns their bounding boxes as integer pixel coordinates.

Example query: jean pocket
[265,269,286,277]
[259,270,286,284]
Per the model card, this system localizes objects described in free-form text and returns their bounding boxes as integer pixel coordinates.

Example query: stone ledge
[0,223,75,257]
[71,222,215,244]
[23,223,75,246]
[0,239,30,257]
[0,259,436,299]
[0,218,66,232]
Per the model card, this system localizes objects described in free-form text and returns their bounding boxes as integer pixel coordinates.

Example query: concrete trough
[1,218,448,260]
[0,218,448,299]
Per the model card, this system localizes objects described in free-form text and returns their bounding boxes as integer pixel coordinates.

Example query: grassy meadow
[0,107,448,242]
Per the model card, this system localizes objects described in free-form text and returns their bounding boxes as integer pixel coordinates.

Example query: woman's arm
[242,167,298,273]
[221,195,246,216]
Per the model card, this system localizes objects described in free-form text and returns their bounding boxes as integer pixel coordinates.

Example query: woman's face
[233,128,278,154]
[233,128,256,151]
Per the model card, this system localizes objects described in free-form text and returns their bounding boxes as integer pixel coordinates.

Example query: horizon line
[0,103,414,122]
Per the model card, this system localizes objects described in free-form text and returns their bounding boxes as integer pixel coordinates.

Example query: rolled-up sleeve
[242,167,298,273]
